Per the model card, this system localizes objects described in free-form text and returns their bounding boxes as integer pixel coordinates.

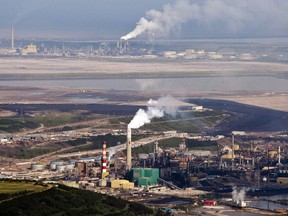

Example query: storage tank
[49,160,65,170]
[55,164,75,172]
[31,163,46,171]
[56,164,67,172]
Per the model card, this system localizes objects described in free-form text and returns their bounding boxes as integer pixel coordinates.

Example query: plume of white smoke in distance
[121,0,288,40]
[128,96,178,129]
[108,146,117,160]
[232,187,247,205]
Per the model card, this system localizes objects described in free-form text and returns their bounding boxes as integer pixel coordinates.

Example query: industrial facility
[0,26,288,214]
[1,26,285,63]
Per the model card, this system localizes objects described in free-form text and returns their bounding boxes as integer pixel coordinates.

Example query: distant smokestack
[126,127,132,170]
[278,146,282,165]
[232,133,235,170]
[126,96,179,169]
[102,141,107,173]
[11,26,14,50]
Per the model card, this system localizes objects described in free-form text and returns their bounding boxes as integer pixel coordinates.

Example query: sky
[1,0,288,40]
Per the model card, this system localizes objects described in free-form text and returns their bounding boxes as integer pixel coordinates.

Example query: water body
[248,194,288,211]
[1,75,288,92]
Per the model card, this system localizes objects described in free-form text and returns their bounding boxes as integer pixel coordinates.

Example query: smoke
[128,96,178,129]
[108,146,117,160]
[128,106,164,129]
[232,187,247,205]
[121,0,288,40]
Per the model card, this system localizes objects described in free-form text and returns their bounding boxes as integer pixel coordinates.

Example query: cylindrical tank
[50,163,57,170]
[49,160,65,170]
[31,163,46,171]
[56,164,66,172]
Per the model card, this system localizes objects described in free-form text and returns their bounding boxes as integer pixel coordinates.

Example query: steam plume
[128,96,178,129]
[128,107,164,129]
[232,187,247,205]
[121,0,288,40]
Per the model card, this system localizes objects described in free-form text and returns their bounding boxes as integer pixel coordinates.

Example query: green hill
[0,184,156,216]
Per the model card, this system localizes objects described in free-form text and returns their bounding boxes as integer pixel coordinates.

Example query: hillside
[0,184,156,216]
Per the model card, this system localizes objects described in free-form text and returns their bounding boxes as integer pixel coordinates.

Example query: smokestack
[11,26,14,50]
[232,133,235,170]
[278,146,282,165]
[126,127,132,170]
[102,140,107,173]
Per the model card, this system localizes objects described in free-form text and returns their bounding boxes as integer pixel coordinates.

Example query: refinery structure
[0,98,288,214]
[0,26,285,63]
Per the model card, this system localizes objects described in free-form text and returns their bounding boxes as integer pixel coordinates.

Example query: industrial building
[132,168,159,187]
[19,44,37,55]
[110,179,134,189]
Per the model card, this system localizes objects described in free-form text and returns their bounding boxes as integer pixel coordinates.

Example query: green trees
[0,184,155,216]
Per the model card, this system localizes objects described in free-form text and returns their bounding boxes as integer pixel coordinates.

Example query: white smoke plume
[121,0,288,40]
[232,187,247,205]
[108,146,117,160]
[128,96,178,129]
[128,106,164,129]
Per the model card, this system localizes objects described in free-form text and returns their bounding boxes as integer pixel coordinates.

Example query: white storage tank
[56,164,67,172]
[31,163,46,171]
[56,164,75,172]
[49,160,65,170]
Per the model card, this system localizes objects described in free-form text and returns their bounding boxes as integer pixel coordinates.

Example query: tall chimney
[231,133,235,170]
[11,26,14,50]
[126,127,132,170]
[278,146,281,165]
[102,140,107,173]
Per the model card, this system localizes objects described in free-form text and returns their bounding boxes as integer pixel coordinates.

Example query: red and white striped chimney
[102,140,107,173]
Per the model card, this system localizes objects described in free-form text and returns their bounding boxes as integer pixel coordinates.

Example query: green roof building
[132,168,159,186]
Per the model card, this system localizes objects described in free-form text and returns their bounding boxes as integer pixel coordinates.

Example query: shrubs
[0,184,155,216]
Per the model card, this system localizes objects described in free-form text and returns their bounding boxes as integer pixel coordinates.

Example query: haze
[1,0,288,39]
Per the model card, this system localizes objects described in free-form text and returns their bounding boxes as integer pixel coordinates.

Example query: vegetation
[0,118,39,133]
[3,147,61,159]
[61,134,126,153]
[0,180,49,203]
[142,110,224,133]
[66,138,88,146]
[0,110,108,132]
[186,139,218,151]
[0,184,155,216]
[31,110,87,127]
[131,137,183,155]
[108,116,131,125]
[62,134,150,154]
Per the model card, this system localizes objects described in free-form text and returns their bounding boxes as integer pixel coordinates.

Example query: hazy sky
[1,0,288,39]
